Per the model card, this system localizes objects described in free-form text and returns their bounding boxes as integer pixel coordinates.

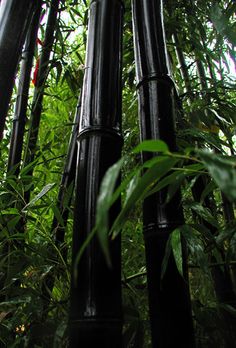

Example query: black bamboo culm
[52,96,81,252]
[69,0,124,346]
[23,0,60,204]
[40,97,81,319]
[7,2,42,175]
[193,56,236,346]
[194,52,235,225]
[191,176,236,347]
[0,0,39,141]
[132,1,195,347]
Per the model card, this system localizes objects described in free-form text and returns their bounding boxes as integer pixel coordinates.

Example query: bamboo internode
[8,2,42,175]
[0,0,38,140]
[69,0,124,346]
[132,1,195,347]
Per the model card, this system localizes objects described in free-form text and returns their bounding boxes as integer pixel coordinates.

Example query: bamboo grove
[0,0,235,347]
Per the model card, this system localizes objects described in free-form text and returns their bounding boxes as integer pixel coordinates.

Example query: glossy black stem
[52,96,81,252]
[23,0,60,204]
[7,2,42,175]
[132,1,195,347]
[40,99,81,318]
[0,0,38,141]
[69,1,124,347]
[191,176,236,346]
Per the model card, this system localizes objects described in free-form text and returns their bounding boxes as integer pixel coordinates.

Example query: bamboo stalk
[40,96,81,317]
[132,1,195,347]
[52,96,81,251]
[69,1,124,346]
[7,2,42,175]
[172,33,193,104]
[190,31,236,344]
[23,0,60,204]
[0,0,38,141]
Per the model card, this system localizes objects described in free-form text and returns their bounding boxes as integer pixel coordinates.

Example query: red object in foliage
[32,58,40,86]
[36,38,43,46]
[32,38,43,86]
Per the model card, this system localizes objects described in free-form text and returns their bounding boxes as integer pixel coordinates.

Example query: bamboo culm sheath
[69,1,124,346]
[132,1,195,347]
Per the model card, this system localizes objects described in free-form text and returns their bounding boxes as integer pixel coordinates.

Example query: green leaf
[22,183,56,212]
[198,151,236,202]
[215,222,236,246]
[96,159,124,266]
[166,173,185,203]
[1,208,19,215]
[181,225,209,272]
[171,228,183,277]
[200,179,217,203]
[188,201,219,228]
[111,157,178,238]
[51,204,65,227]
[133,140,169,154]
[7,216,21,231]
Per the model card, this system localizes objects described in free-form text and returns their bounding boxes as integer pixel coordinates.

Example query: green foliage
[0,0,236,347]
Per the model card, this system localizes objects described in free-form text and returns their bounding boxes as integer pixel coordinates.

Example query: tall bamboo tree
[40,97,81,317]
[52,96,81,251]
[69,0,124,346]
[132,1,195,347]
[23,0,60,204]
[7,2,42,175]
[0,0,38,141]
[172,33,193,105]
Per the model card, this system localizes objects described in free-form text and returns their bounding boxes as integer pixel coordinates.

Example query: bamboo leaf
[188,201,219,228]
[133,140,169,153]
[22,183,56,212]
[198,151,236,202]
[96,159,124,266]
[181,225,209,272]
[166,173,185,203]
[51,204,65,227]
[112,157,178,238]
[171,228,183,277]
[1,208,19,215]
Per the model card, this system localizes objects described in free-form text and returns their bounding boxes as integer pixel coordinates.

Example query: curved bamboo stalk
[0,0,38,140]
[172,33,194,104]
[40,96,81,319]
[132,1,195,347]
[52,96,81,251]
[69,1,124,346]
[7,2,42,175]
[23,0,60,204]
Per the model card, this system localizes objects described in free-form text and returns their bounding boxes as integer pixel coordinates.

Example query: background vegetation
[0,0,235,347]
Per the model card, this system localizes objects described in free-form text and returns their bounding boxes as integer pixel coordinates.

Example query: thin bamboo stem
[52,96,81,251]
[7,2,42,175]
[41,96,81,319]
[0,0,38,140]
[132,1,195,347]
[172,33,193,103]
[23,0,60,204]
